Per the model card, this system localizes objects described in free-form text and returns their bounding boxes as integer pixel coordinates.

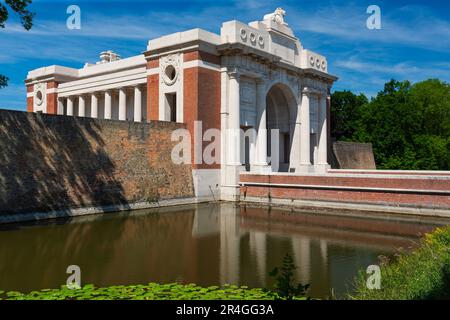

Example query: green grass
[0,283,308,300]
[349,226,450,300]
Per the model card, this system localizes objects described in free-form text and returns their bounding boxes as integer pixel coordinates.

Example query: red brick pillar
[183,51,221,169]
[146,58,159,121]
[46,81,59,114]
[26,84,34,112]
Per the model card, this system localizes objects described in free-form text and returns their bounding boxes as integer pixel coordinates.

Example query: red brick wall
[46,93,58,114]
[46,82,59,115]
[198,67,221,169]
[183,62,221,169]
[26,97,33,112]
[147,74,159,121]
[146,51,221,168]
[240,173,450,209]
[26,85,34,112]
[0,110,195,215]
[46,81,58,89]
[329,170,450,176]
[183,67,198,165]
[146,58,159,121]
[184,51,221,65]
[147,58,159,69]
[241,174,449,190]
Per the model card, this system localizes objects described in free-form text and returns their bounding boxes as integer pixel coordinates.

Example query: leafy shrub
[349,226,450,300]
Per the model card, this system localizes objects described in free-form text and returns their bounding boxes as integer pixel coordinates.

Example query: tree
[330,90,368,140]
[332,79,450,170]
[0,0,34,30]
[358,80,416,169]
[408,79,450,170]
[0,0,35,88]
[0,75,8,89]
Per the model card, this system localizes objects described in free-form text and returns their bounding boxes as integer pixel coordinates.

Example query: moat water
[0,203,448,298]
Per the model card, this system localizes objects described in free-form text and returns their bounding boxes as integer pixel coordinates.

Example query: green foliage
[0,255,312,300]
[269,253,310,300]
[0,283,286,300]
[0,75,8,89]
[331,79,450,170]
[0,0,34,30]
[330,90,368,140]
[0,0,34,89]
[349,226,450,300]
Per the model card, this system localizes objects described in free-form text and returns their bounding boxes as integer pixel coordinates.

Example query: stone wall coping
[146,28,221,55]
[240,172,450,180]
[239,181,450,195]
[328,169,450,175]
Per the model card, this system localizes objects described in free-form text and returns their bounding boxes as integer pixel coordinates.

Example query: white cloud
[335,58,450,80]
[331,57,450,98]
[285,4,450,52]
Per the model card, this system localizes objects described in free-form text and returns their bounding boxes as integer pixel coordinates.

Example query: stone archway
[265,83,298,172]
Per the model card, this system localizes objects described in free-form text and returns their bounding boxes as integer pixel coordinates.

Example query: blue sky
[0,0,449,111]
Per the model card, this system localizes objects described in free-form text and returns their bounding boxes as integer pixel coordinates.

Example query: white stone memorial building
[25,9,337,200]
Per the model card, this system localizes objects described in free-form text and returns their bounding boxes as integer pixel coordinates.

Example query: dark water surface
[0,203,448,298]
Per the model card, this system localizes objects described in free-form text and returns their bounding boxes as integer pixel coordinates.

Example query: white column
[104,90,112,120]
[220,69,229,187]
[290,96,302,170]
[67,97,74,116]
[91,93,98,119]
[57,97,64,115]
[300,89,311,168]
[119,88,127,121]
[254,80,269,171]
[318,93,328,166]
[78,95,86,117]
[133,85,142,122]
[228,72,241,166]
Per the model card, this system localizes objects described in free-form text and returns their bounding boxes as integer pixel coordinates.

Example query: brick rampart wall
[240,173,450,210]
[0,110,194,215]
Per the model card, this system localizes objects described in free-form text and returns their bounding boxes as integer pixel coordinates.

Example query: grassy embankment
[350,226,450,300]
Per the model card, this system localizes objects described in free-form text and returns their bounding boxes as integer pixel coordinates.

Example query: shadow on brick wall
[0,110,128,215]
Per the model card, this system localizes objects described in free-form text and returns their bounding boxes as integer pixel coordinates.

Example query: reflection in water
[0,203,448,298]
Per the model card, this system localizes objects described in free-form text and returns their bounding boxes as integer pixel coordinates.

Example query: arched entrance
[265,83,297,172]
